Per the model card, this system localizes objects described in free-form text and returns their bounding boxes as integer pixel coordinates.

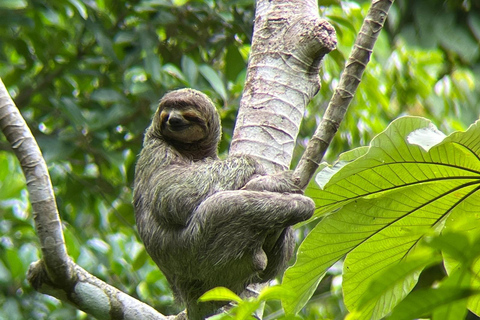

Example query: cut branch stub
[230,0,336,173]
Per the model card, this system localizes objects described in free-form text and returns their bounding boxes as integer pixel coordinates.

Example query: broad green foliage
[284,117,480,319]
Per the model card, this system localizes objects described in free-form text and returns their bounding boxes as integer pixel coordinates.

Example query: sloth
[133,88,314,319]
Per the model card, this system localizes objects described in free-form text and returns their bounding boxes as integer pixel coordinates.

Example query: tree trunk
[230,0,336,172]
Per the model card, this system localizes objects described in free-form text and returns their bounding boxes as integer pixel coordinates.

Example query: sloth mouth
[168,123,190,131]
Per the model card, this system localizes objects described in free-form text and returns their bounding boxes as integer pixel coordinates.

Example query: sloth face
[159,106,209,143]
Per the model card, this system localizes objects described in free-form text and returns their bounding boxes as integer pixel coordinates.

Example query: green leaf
[327,15,356,34]
[203,313,234,320]
[5,248,24,279]
[314,146,369,189]
[235,300,262,320]
[355,247,442,319]
[0,260,12,283]
[0,299,21,320]
[64,226,81,259]
[132,249,148,271]
[87,238,110,254]
[441,215,480,315]
[172,0,188,6]
[199,287,243,303]
[468,14,480,42]
[259,285,295,301]
[432,264,471,320]
[56,97,87,130]
[199,64,227,101]
[0,0,27,9]
[438,24,480,64]
[0,153,24,200]
[137,281,151,301]
[427,232,472,264]
[87,20,118,61]
[388,288,474,320]
[283,116,480,316]
[139,24,162,84]
[318,0,341,6]
[163,63,186,83]
[225,45,246,82]
[36,136,75,163]
[198,287,263,320]
[67,0,88,19]
[91,89,126,104]
[181,56,199,86]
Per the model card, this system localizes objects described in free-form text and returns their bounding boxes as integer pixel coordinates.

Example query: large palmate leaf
[283,116,480,318]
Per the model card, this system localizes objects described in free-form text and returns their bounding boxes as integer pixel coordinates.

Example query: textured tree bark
[230,0,336,173]
[0,79,71,284]
[28,261,167,320]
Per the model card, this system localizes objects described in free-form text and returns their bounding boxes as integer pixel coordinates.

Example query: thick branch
[0,78,71,283]
[294,0,394,189]
[0,78,167,320]
[230,0,336,173]
[28,260,168,320]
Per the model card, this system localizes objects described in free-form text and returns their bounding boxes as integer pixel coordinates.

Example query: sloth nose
[168,116,185,126]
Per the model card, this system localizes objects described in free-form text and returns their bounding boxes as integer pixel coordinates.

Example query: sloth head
[147,88,221,160]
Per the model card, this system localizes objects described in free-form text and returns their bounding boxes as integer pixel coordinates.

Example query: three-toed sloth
[133,89,314,320]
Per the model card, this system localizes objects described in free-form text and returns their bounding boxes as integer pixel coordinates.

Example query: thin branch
[0,78,167,320]
[294,0,395,189]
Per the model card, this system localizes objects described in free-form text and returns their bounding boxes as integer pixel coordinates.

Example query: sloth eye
[159,111,169,125]
[182,115,201,123]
